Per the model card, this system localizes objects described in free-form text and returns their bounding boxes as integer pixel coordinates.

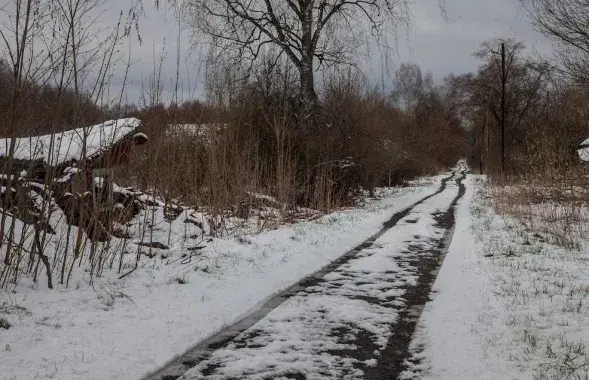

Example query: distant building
[165,123,226,144]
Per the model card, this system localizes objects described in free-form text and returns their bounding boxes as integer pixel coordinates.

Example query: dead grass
[472,179,589,380]
[490,178,589,250]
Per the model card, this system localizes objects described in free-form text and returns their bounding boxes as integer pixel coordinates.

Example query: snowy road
[145,166,467,380]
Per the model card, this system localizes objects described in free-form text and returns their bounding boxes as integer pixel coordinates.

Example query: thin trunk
[61,223,71,284]
[34,228,53,289]
[500,42,506,176]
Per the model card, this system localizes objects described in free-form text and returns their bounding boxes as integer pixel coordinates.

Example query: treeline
[460,0,589,180]
[1,53,468,212]
[118,61,468,211]
[0,60,107,136]
[457,39,585,178]
[0,0,470,216]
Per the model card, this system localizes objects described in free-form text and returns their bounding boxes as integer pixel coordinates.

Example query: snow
[404,175,589,380]
[133,132,148,141]
[578,146,589,161]
[2,166,574,380]
[0,118,141,166]
[578,136,589,160]
[1,175,444,380]
[94,176,106,187]
[92,177,134,195]
[402,176,518,379]
[58,167,83,183]
[166,124,226,139]
[245,191,280,203]
[178,176,461,379]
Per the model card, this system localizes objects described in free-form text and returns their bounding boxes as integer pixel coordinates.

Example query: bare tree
[391,62,434,111]
[472,39,549,137]
[455,39,550,175]
[178,0,412,127]
[522,0,589,83]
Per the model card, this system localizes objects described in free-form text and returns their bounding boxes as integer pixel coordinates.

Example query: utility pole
[480,110,486,174]
[500,42,506,177]
[482,96,489,174]
[486,102,490,173]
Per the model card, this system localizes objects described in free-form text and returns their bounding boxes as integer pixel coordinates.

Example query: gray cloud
[2,0,554,104]
[397,0,553,79]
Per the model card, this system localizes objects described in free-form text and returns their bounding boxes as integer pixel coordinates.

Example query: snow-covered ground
[405,176,589,380]
[1,176,443,380]
[401,175,517,379]
[178,172,462,380]
[12,170,588,380]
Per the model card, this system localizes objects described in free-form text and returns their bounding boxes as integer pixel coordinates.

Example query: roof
[166,123,226,138]
[0,118,141,167]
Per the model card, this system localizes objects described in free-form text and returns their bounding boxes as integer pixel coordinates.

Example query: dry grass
[490,174,589,250]
[472,177,589,380]
[0,19,468,292]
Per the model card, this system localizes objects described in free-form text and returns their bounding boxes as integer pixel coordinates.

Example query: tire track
[365,167,467,380]
[143,170,462,380]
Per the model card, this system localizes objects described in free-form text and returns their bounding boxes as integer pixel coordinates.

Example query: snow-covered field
[405,176,589,380]
[14,170,587,380]
[1,176,442,380]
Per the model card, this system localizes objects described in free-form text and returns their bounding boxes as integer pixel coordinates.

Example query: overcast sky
[101,0,554,105]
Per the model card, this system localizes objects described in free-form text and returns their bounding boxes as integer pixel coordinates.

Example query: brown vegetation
[453,37,589,179]
[120,62,467,214]
[0,0,467,291]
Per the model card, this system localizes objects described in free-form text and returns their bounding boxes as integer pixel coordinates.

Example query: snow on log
[578,137,589,162]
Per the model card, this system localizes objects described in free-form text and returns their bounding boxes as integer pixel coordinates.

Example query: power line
[509,1,525,37]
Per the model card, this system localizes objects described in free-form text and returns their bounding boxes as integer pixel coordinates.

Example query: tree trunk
[34,228,53,289]
[300,3,318,130]
[300,60,317,126]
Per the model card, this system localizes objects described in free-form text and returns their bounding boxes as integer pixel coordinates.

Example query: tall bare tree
[455,39,550,175]
[523,0,589,83]
[178,0,412,126]
[391,62,434,111]
[472,39,549,139]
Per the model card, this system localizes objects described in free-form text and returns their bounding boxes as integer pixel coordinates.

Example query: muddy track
[365,169,467,380]
[143,170,463,380]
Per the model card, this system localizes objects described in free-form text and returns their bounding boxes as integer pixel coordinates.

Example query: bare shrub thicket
[121,61,467,220]
[452,37,589,181]
[0,0,467,291]
[0,0,145,290]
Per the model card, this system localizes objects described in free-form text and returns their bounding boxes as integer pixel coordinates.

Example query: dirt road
[145,166,468,380]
